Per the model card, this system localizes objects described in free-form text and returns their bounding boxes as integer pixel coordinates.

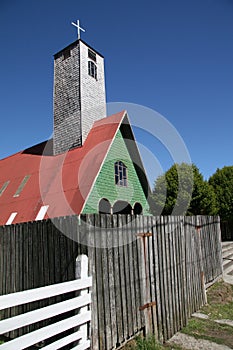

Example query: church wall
[82,130,150,214]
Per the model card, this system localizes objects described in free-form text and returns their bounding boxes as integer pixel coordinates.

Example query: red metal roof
[0,111,126,225]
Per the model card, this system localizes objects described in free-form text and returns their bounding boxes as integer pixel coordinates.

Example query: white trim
[35,205,49,221]
[124,114,152,194]
[5,212,17,225]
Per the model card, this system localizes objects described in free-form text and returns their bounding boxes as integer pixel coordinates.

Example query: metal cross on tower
[71,20,86,40]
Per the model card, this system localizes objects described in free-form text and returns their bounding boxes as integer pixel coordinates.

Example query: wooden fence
[0,273,92,349]
[0,215,222,349]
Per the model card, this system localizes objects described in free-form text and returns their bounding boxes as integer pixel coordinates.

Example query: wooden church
[0,36,150,226]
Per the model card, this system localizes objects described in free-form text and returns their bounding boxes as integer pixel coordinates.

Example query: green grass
[181,315,233,348]
[201,281,233,320]
[135,335,163,350]
[179,281,233,348]
[201,301,233,320]
[123,281,233,350]
[123,335,184,350]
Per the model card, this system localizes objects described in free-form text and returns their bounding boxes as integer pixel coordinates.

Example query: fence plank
[94,215,106,350]
[118,215,128,342]
[72,340,91,350]
[131,216,142,333]
[0,278,92,310]
[123,215,132,339]
[106,215,117,348]
[128,216,138,336]
[42,330,83,349]
[0,312,91,350]
[152,217,163,342]
[0,293,91,334]
[101,214,112,350]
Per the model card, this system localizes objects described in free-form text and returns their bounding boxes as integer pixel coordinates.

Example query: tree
[209,166,233,221]
[151,163,218,216]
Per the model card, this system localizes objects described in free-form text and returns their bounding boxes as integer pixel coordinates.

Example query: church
[0,32,150,226]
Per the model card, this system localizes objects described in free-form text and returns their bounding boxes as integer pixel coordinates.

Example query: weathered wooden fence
[0,215,222,349]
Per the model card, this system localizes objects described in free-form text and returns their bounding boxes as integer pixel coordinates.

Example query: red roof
[0,111,126,225]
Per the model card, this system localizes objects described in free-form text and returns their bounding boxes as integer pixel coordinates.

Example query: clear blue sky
[0,0,232,186]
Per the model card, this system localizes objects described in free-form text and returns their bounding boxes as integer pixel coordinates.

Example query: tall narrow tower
[53,39,106,155]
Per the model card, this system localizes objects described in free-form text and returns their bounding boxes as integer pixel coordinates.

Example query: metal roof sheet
[0,111,126,225]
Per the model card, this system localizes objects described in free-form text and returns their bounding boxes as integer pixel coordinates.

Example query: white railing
[0,256,92,350]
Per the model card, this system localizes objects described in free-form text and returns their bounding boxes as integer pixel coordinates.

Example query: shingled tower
[53,38,106,155]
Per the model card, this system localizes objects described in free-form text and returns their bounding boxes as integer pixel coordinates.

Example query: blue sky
[0,0,232,186]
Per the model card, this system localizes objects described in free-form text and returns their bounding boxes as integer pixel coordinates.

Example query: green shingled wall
[82,130,150,214]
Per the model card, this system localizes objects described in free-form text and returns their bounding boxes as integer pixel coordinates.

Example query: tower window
[63,48,71,60]
[115,161,127,187]
[88,49,96,62]
[88,61,97,79]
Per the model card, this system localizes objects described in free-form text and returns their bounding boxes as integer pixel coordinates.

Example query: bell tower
[53,26,106,155]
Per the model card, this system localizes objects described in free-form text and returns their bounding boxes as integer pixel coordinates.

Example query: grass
[123,335,184,350]
[123,280,233,350]
[179,280,233,348]
[201,280,233,320]
[181,317,233,348]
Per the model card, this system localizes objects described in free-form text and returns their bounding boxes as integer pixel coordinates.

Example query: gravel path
[168,332,232,350]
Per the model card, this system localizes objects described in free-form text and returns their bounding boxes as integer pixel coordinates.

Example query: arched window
[114,161,127,186]
[88,61,97,79]
[134,202,143,215]
[113,201,132,215]
[99,198,111,214]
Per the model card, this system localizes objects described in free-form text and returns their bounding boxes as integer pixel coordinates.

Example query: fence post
[76,254,89,345]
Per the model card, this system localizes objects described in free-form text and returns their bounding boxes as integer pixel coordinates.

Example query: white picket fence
[0,256,92,350]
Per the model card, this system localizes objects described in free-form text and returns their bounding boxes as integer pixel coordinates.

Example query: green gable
[82,129,150,214]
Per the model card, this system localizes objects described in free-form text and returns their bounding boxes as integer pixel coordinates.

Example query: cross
[71,20,85,40]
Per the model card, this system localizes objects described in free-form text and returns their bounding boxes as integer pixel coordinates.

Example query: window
[134,202,143,215]
[115,161,127,186]
[35,205,49,221]
[0,180,10,196]
[88,48,96,62]
[99,198,111,214]
[13,175,31,197]
[113,201,132,214]
[6,212,17,225]
[63,48,71,60]
[88,61,97,79]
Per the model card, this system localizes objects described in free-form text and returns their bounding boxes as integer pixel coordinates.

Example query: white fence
[0,270,92,349]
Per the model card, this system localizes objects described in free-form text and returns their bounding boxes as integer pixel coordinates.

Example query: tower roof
[54,39,104,59]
